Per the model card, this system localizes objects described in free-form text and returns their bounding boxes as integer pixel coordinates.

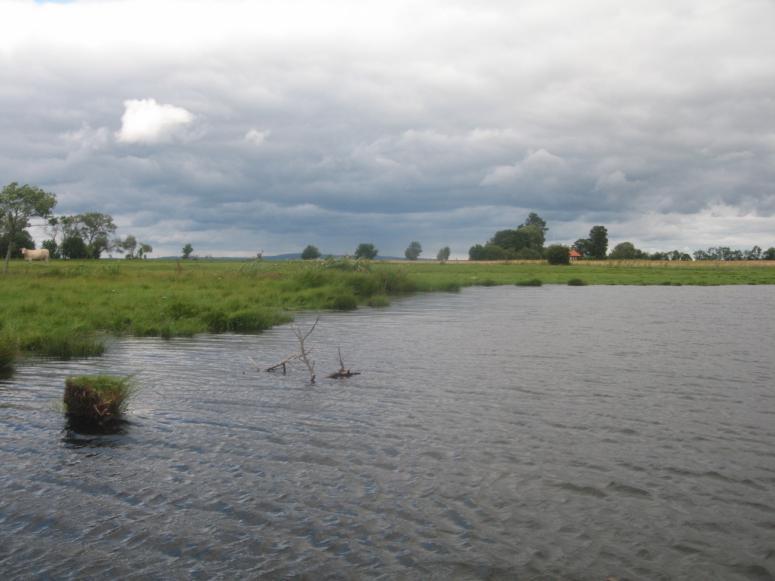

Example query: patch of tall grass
[0,335,16,373]
[1,258,774,365]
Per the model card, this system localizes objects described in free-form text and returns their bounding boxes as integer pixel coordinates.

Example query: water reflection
[61,417,131,448]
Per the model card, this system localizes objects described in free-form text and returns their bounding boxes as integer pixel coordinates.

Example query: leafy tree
[609,241,648,260]
[490,228,533,252]
[404,241,422,260]
[573,238,593,259]
[53,212,117,259]
[1,182,57,273]
[513,247,542,260]
[61,235,89,259]
[117,235,138,259]
[588,226,608,259]
[41,239,59,259]
[745,246,762,260]
[137,243,153,259]
[545,244,570,265]
[524,212,548,234]
[469,243,509,260]
[763,247,775,260]
[0,229,35,259]
[436,246,451,262]
[301,244,321,260]
[354,243,378,259]
[182,243,194,259]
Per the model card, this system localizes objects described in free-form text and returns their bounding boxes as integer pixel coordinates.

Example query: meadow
[1,257,774,367]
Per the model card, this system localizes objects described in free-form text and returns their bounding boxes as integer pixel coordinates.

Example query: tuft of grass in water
[63,375,134,423]
[567,278,588,286]
[0,336,16,373]
[516,278,543,287]
[477,278,498,287]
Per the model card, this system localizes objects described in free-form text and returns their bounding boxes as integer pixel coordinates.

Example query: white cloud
[244,128,270,146]
[116,99,194,144]
[480,149,567,186]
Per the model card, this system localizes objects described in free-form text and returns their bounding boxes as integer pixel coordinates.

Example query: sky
[2,0,774,257]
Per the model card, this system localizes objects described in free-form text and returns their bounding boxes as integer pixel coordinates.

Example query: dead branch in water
[291,316,319,384]
[328,347,361,379]
[264,354,300,374]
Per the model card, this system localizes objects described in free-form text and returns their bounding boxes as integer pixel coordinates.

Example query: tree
[0,229,35,259]
[573,238,593,259]
[545,244,570,265]
[524,212,548,234]
[588,226,608,259]
[746,246,762,260]
[118,235,138,259]
[60,235,89,259]
[404,241,422,260]
[763,247,775,260]
[436,246,451,262]
[182,243,194,259]
[609,241,648,260]
[75,213,116,258]
[137,243,153,259]
[52,212,117,259]
[354,243,378,259]
[468,243,509,260]
[301,244,321,260]
[41,239,59,259]
[1,182,57,273]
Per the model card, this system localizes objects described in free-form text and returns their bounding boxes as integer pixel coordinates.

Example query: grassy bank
[1,258,774,363]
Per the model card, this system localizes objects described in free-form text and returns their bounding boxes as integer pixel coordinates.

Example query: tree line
[466,213,775,263]
[5,182,774,269]
[0,182,153,272]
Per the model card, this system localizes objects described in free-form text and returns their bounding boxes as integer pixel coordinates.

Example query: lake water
[1,286,774,580]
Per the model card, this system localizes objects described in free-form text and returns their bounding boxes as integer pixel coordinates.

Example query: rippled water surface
[2,286,774,580]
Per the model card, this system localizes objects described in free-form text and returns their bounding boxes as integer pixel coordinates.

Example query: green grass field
[1,258,774,364]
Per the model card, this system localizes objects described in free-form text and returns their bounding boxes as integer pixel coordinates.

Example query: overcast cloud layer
[2,0,774,257]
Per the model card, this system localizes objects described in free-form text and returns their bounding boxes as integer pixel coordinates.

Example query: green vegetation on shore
[1,258,774,365]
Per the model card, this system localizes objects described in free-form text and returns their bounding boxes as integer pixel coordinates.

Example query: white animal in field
[20,248,50,262]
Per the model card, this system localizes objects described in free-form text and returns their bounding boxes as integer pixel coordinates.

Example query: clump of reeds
[367,295,390,307]
[63,375,134,424]
[567,278,588,286]
[516,278,543,287]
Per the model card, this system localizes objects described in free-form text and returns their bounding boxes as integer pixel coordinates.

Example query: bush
[329,291,358,311]
[545,244,570,265]
[322,257,370,272]
[567,278,587,286]
[367,295,390,307]
[64,375,133,424]
[516,278,543,287]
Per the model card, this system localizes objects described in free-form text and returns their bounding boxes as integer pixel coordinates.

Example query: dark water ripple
[1,286,774,580]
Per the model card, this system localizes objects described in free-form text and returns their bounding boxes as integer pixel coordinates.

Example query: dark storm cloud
[2,0,775,256]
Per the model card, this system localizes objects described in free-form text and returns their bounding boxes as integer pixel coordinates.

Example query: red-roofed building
[569,248,582,261]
